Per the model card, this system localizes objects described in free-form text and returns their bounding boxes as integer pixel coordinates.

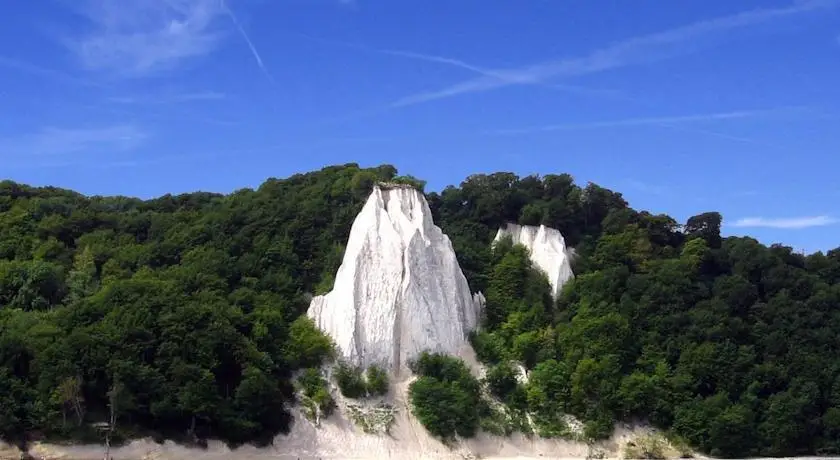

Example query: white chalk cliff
[493,223,574,299]
[307,185,483,373]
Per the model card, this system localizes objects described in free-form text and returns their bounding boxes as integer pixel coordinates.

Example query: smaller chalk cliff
[307,184,483,374]
[493,223,574,298]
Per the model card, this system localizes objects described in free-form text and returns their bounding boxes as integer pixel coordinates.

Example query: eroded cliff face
[493,223,574,299]
[307,185,483,374]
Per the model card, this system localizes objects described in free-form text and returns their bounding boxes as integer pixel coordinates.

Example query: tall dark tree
[685,212,723,249]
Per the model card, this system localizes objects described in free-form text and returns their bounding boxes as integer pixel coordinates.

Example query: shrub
[469,330,507,364]
[311,387,335,418]
[286,317,335,369]
[583,413,614,441]
[334,362,390,399]
[334,362,367,399]
[366,365,389,396]
[411,351,477,386]
[485,362,519,401]
[389,175,427,192]
[408,352,483,442]
[297,368,325,396]
[296,368,334,420]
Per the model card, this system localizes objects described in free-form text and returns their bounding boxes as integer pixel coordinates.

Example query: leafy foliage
[388,175,427,192]
[623,434,668,459]
[296,368,335,421]
[431,173,840,457]
[0,164,396,445]
[334,363,367,399]
[408,352,484,442]
[485,363,520,403]
[2,166,840,457]
[334,362,389,399]
[366,365,389,396]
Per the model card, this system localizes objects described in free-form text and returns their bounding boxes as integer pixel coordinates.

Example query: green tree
[285,316,335,369]
[408,353,483,442]
[684,212,722,249]
[1,164,839,455]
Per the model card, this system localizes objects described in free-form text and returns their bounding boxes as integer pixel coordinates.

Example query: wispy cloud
[487,109,780,135]
[107,91,227,104]
[0,124,148,158]
[222,1,274,82]
[298,33,624,100]
[389,0,837,108]
[731,216,839,229]
[69,0,227,75]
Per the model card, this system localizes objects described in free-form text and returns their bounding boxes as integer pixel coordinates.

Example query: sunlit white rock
[493,223,574,299]
[308,184,483,374]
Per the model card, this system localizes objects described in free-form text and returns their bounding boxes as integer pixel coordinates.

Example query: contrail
[487,110,774,135]
[293,32,624,100]
[222,0,274,83]
[388,0,838,108]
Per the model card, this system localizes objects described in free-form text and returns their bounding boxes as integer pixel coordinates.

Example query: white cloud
[0,124,148,158]
[390,0,837,108]
[731,216,839,229]
[69,0,227,75]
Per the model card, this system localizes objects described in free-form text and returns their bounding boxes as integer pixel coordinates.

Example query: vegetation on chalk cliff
[380,174,427,192]
[622,433,669,460]
[366,365,389,396]
[408,352,484,442]
[334,362,389,399]
[346,402,396,434]
[335,363,367,399]
[2,164,840,457]
[297,368,335,423]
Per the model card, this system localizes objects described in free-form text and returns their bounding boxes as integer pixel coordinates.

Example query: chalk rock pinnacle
[307,184,483,373]
[493,223,574,299]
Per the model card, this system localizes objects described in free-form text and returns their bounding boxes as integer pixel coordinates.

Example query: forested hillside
[2,164,839,457]
[0,164,396,446]
[432,174,840,456]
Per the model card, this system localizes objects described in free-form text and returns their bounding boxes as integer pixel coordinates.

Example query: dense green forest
[1,164,839,457]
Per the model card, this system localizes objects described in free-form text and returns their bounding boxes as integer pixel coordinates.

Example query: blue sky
[1,0,839,253]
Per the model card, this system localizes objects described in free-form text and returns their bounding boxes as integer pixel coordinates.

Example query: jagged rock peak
[493,223,574,299]
[308,185,483,374]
